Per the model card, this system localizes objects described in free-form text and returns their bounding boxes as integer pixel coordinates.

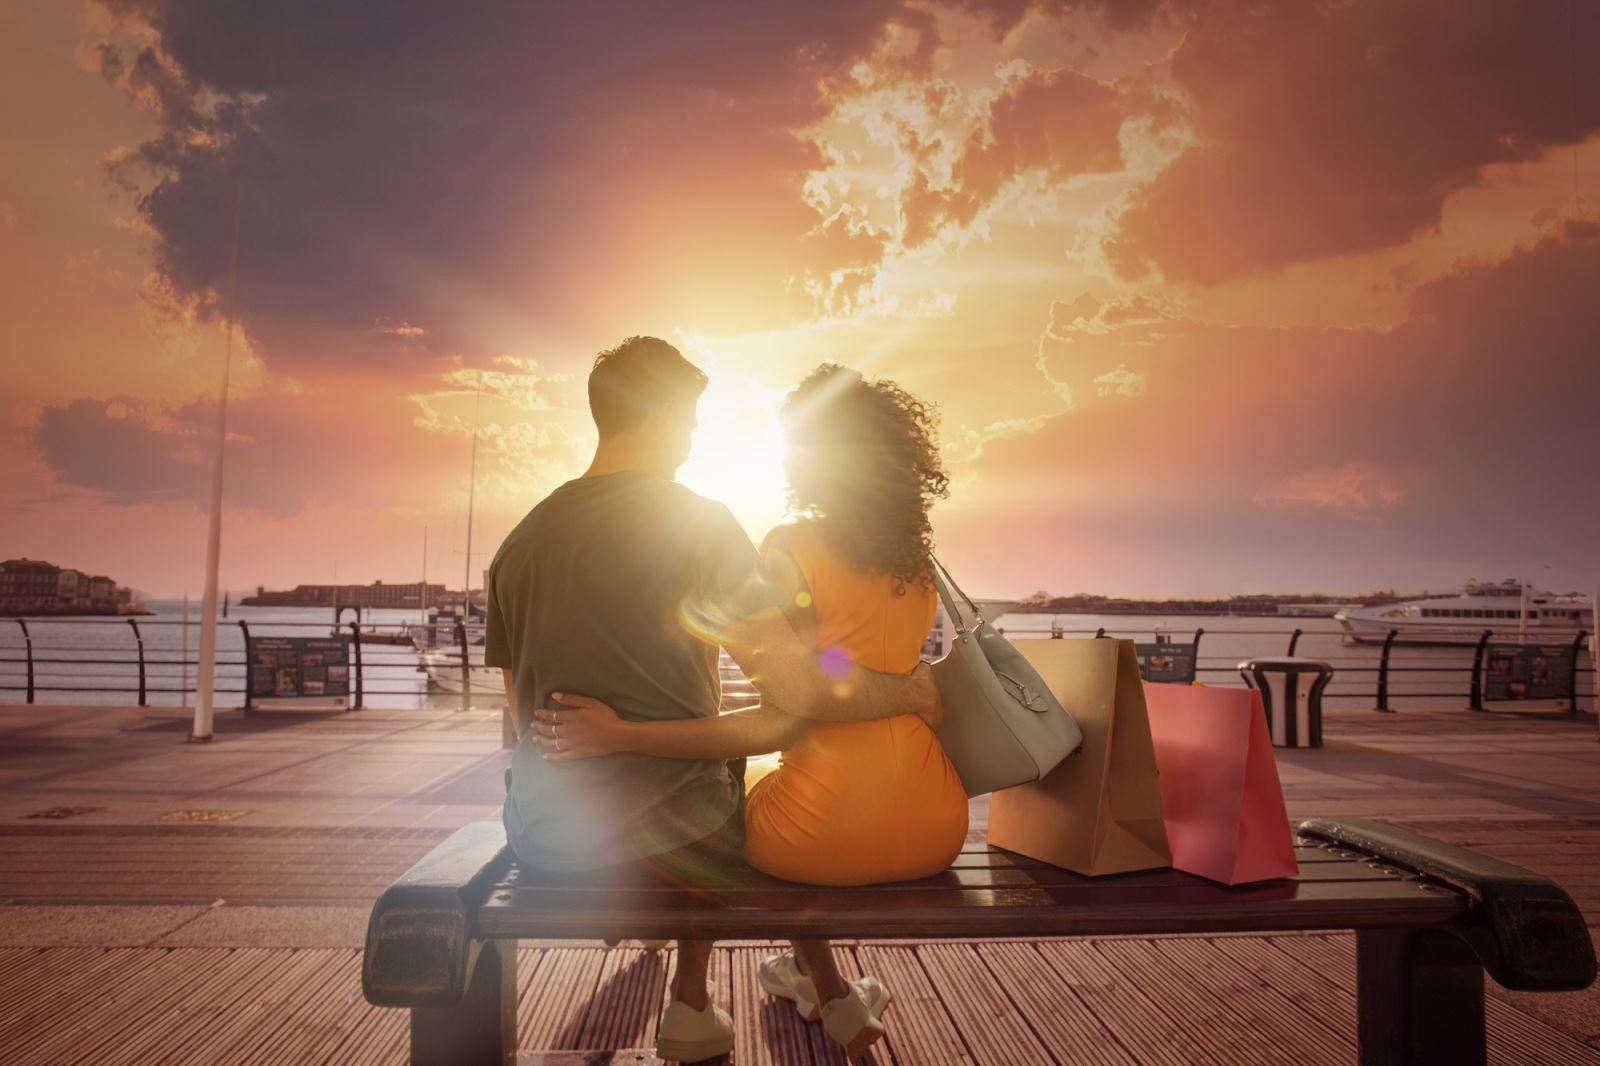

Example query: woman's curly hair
[780,363,950,588]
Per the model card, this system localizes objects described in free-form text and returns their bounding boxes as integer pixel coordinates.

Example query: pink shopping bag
[1143,683,1299,885]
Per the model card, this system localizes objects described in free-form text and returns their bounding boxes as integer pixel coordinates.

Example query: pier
[0,699,1596,1062]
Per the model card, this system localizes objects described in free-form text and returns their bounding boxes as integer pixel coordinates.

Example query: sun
[678,374,790,540]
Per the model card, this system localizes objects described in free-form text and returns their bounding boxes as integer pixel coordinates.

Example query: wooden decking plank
[1213,936,1354,1037]
[110,946,298,1064]
[971,941,1136,1065]
[917,942,1053,1064]
[70,948,270,1065]
[520,946,609,1050]
[855,944,972,1064]
[1272,933,1600,1064]
[9,946,222,1064]
[182,948,353,1064]
[579,946,672,1050]
[1034,939,1214,1066]
[1150,937,1351,1065]
[1095,938,1294,1064]
[245,951,365,1065]
[0,947,141,1046]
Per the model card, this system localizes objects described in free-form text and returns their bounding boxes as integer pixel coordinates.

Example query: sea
[0,600,1588,713]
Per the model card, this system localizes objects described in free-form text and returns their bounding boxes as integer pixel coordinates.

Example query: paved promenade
[1,700,1596,1063]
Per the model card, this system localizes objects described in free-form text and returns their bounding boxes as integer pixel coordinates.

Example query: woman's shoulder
[759,515,824,559]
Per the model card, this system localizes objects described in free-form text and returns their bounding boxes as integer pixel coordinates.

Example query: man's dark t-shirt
[484,470,779,871]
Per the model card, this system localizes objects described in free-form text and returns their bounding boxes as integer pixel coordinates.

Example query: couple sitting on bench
[485,336,965,1062]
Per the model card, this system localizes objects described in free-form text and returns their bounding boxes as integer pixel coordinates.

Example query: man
[484,336,939,1062]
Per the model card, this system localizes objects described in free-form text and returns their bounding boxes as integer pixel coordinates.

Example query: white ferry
[1335,580,1593,645]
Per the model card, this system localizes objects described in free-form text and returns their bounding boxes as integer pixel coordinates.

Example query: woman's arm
[533,693,807,762]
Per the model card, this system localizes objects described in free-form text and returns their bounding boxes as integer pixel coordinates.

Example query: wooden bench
[362,817,1595,1065]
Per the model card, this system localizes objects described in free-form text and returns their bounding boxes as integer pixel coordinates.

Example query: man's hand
[532,693,633,762]
[910,660,943,732]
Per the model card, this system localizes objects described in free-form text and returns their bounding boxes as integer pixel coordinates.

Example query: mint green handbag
[929,557,1083,796]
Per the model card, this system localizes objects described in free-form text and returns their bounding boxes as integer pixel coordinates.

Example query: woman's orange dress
[743,525,969,886]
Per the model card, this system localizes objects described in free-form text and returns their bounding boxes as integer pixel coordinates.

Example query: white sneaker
[757,948,821,1021]
[820,977,891,1062]
[655,998,734,1063]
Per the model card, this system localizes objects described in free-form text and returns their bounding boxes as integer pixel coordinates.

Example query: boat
[421,643,502,694]
[1335,580,1593,646]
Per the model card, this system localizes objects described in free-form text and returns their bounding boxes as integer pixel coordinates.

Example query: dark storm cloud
[91,1,918,368]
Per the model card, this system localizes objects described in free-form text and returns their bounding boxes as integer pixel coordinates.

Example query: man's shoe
[757,948,821,1021]
[655,998,734,1063]
[820,977,891,1062]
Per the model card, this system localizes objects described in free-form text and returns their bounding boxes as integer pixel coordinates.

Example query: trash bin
[1238,657,1332,748]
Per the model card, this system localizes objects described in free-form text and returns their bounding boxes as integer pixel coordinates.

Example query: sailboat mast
[461,376,482,712]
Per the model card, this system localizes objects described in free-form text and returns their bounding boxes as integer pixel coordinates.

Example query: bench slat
[474,877,1467,941]
[495,858,1405,898]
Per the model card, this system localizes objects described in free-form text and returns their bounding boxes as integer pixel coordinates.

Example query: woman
[534,364,968,1059]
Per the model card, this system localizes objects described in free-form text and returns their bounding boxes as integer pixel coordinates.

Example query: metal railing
[0,616,489,709]
[991,623,1595,713]
[1,616,1593,713]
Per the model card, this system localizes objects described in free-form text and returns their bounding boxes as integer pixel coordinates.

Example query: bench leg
[409,937,517,1066]
[1357,928,1485,1066]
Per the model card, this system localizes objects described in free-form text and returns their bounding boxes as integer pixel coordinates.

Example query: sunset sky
[2,1,1596,600]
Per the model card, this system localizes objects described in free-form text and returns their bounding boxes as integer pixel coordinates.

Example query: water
[0,604,1589,713]
[0,601,453,710]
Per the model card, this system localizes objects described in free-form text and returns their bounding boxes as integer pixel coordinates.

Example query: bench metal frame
[362,817,1595,1065]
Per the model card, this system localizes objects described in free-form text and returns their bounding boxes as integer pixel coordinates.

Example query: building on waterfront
[241,580,451,609]
[0,558,135,615]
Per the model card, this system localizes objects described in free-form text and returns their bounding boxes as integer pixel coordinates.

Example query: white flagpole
[192,187,242,742]
[181,591,190,710]
[461,375,482,713]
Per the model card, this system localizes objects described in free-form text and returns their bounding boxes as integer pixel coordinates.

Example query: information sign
[1135,642,1197,684]
[247,635,352,709]
[1483,642,1575,702]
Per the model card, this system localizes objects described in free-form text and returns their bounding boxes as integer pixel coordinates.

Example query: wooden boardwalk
[0,935,1594,1064]
[1,701,1597,1062]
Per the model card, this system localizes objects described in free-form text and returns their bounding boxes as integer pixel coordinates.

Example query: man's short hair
[588,336,708,436]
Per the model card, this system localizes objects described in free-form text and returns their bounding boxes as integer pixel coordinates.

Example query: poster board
[247,635,352,711]
[1135,641,1198,684]
[1483,641,1576,703]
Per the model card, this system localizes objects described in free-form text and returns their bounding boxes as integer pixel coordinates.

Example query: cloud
[1253,461,1405,511]
[1104,0,1600,284]
[83,1,939,372]
[941,221,1600,592]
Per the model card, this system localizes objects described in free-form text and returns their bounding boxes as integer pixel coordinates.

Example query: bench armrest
[362,821,512,1007]
[1297,817,1596,991]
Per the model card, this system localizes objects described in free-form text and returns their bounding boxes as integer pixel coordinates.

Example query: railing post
[1467,629,1492,711]
[1191,628,1204,660]
[1094,626,1106,638]
[349,620,365,710]
[127,618,147,707]
[1376,628,1398,712]
[16,619,33,704]
[457,620,470,713]
[238,620,252,711]
[1567,631,1587,713]
[1287,627,1303,655]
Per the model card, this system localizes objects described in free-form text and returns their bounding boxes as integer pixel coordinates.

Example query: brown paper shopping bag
[987,639,1172,875]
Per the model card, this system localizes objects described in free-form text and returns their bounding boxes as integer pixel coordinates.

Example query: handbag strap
[930,554,986,635]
